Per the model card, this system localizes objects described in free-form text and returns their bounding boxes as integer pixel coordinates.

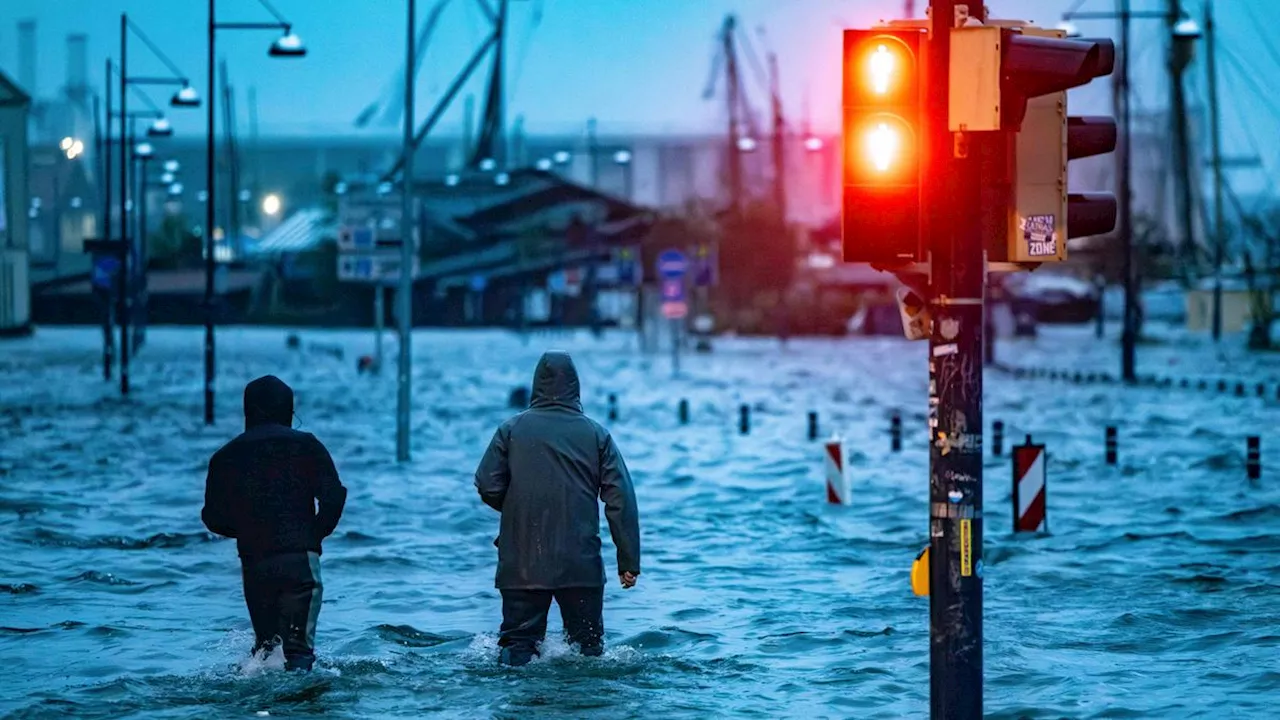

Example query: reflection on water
[1,326,1278,718]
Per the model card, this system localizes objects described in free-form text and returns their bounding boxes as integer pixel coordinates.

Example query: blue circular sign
[657,249,688,279]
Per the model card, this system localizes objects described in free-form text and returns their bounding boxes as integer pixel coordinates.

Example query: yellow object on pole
[911,546,930,596]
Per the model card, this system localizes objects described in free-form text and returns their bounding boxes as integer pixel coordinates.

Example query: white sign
[337,251,420,284]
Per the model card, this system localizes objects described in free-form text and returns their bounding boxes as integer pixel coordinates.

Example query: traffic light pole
[927,2,984,717]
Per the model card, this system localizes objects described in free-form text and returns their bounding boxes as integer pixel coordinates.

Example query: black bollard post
[1217,380,1228,393]
[993,420,1005,457]
[1247,436,1261,480]
[890,412,902,453]
[1257,383,1266,398]
[739,404,750,435]
[608,393,619,422]
[1235,382,1246,397]
[807,411,819,441]
[678,398,690,425]
[1105,426,1118,465]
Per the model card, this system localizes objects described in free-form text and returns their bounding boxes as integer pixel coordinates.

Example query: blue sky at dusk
[3,0,1279,190]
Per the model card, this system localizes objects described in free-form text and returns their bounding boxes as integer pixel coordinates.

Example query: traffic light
[951,22,1117,263]
[841,27,925,264]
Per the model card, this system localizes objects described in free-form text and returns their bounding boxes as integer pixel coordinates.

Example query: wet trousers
[498,587,604,666]
[241,551,323,671]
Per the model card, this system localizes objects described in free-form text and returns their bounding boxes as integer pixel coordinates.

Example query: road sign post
[657,249,689,375]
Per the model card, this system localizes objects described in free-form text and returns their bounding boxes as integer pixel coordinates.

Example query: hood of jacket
[529,351,582,412]
[244,375,294,430]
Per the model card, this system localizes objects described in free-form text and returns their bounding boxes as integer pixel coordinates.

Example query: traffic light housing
[952,22,1118,263]
[841,28,925,264]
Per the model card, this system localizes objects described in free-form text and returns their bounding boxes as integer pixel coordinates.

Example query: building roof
[0,70,31,106]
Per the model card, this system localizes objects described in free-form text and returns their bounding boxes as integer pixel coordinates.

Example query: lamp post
[117,14,201,396]
[206,0,306,425]
[1060,5,1200,383]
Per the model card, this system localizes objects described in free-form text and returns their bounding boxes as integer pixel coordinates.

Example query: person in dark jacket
[202,375,347,671]
[475,351,641,666]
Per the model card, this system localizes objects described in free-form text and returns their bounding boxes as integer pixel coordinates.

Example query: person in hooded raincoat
[475,351,641,666]
[202,375,347,671]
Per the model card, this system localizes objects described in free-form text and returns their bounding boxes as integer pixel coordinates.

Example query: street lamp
[553,150,571,165]
[737,136,758,152]
[535,158,553,171]
[261,193,282,216]
[147,117,173,137]
[803,136,824,152]
[163,159,180,173]
[205,0,307,425]
[115,15,201,397]
[1061,4,1204,381]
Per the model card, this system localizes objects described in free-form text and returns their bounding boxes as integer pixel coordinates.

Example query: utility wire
[125,18,190,81]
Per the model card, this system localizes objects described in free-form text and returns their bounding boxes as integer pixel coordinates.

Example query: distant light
[1173,18,1202,39]
[535,158,553,171]
[553,150,571,165]
[163,160,180,173]
[147,118,173,138]
[125,200,134,212]
[31,198,42,209]
[737,137,757,152]
[28,207,38,218]
[238,189,252,203]
[377,181,393,196]
[134,142,154,159]
[334,181,348,195]
[61,136,85,160]
[1056,21,1081,38]
[197,190,209,203]
[70,196,82,209]
[613,149,632,165]
[495,172,510,186]
[171,85,201,108]
[869,44,896,95]
[213,227,225,241]
[269,32,307,58]
[804,136,824,152]
[169,182,184,196]
[262,193,282,216]
[444,173,460,187]
[479,158,497,172]
[161,172,176,184]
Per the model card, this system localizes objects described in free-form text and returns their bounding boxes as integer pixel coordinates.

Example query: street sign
[616,245,641,286]
[337,251,420,283]
[657,249,688,279]
[91,256,120,290]
[692,243,718,287]
[337,224,376,252]
[661,277,687,319]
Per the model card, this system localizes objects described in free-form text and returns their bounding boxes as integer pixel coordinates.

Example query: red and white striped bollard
[1012,435,1047,533]
[825,437,850,505]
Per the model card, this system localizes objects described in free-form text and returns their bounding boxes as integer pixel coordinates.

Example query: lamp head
[171,85,201,108]
[270,29,307,58]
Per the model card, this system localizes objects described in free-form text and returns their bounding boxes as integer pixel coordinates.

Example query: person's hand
[619,571,638,589]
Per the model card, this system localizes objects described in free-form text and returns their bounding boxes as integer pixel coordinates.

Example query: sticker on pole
[1021,214,1057,257]
[960,518,973,576]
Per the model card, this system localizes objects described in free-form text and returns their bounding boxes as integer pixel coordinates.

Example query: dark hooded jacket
[202,375,347,563]
[475,352,640,589]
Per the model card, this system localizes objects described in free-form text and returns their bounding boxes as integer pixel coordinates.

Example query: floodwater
[2,325,1278,719]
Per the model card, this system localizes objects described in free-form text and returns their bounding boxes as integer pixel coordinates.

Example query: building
[0,70,32,336]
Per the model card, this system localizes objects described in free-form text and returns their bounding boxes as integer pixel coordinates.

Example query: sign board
[337,224,377,252]
[595,263,620,285]
[615,245,641,286]
[91,256,120,290]
[661,277,687,319]
[337,251,420,284]
[657,249,688,280]
[692,243,718,287]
